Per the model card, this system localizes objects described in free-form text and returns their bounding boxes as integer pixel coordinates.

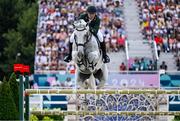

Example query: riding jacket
[78,13,100,37]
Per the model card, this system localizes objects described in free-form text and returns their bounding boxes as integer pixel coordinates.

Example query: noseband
[74,29,91,47]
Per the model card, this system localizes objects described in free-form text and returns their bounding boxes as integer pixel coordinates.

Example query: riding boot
[64,42,73,62]
[100,41,110,63]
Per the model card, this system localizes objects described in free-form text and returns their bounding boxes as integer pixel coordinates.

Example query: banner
[33,73,75,88]
[160,73,180,88]
[30,95,67,110]
[107,72,159,88]
[33,72,159,89]
[169,95,180,111]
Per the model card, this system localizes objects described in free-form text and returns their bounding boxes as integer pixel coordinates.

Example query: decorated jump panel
[30,110,180,116]
[26,89,180,95]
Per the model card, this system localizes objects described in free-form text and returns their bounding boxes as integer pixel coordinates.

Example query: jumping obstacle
[27,89,180,116]
[31,110,180,116]
[26,89,180,95]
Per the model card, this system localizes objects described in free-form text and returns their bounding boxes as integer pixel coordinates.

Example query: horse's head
[73,19,90,58]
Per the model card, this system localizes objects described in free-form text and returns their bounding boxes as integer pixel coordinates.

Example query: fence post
[19,75,24,121]
[24,75,29,121]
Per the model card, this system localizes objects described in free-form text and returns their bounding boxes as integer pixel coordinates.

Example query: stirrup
[64,55,72,62]
[103,55,110,63]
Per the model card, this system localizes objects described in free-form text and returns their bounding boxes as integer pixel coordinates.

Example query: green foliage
[3,30,23,64]
[42,116,54,121]
[30,114,39,121]
[1,1,38,75]
[36,115,64,121]
[0,0,26,61]
[8,73,19,113]
[30,108,64,121]
[17,3,38,45]
[173,115,180,121]
[30,114,64,121]
[0,78,18,120]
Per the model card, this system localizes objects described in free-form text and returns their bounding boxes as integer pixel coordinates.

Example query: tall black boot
[100,41,110,63]
[64,42,73,62]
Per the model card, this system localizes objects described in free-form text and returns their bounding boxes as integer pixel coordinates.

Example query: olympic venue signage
[107,72,159,88]
[33,72,159,89]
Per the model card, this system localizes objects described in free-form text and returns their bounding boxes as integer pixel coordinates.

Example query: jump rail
[31,110,180,116]
[26,89,180,95]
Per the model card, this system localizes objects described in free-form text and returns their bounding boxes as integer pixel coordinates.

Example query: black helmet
[87,6,96,13]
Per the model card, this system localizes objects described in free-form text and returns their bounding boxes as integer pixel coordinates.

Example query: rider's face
[87,13,96,21]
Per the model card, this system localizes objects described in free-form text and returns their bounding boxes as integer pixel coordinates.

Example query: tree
[3,30,23,64]
[8,73,19,114]
[17,3,37,72]
[17,3,38,45]
[3,3,38,73]
[0,78,18,120]
[0,0,26,63]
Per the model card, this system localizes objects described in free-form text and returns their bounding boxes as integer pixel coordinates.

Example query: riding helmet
[87,6,96,13]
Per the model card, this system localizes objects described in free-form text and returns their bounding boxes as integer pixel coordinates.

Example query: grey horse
[70,19,108,89]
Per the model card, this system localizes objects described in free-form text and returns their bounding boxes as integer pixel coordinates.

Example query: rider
[64,5,110,63]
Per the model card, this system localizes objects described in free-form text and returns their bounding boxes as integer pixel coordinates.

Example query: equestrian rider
[64,6,110,63]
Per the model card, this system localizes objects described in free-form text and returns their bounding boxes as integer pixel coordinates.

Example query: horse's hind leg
[94,64,108,88]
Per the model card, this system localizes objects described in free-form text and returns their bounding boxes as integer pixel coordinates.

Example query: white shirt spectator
[91,0,105,7]
[41,55,48,64]
[52,43,58,51]
[150,20,155,28]
[40,36,47,45]
[59,19,68,26]
[177,42,180,49]
[53,9,61,18]
[67,12,75,22]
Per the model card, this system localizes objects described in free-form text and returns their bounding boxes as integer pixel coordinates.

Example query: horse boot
[100,41,110,63]
[64,42,73,62]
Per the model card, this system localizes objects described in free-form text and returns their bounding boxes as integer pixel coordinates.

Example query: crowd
[128,57,156,71]
[35,0,126,72]
[137,0,179,71]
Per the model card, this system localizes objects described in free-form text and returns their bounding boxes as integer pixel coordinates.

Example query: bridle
[73,20,99,71]
[73,28,95,70]
[74,28,91,48]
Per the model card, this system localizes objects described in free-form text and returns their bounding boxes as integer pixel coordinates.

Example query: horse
[71,19,108,89]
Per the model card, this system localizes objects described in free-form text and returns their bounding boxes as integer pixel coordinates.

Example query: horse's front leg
[75,69,91,89]
[94,64,108,89]
[72,51,79,63]
[87,51,100,71]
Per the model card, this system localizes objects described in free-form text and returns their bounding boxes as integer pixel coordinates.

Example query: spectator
[132,58,140,71]
[64,77,73,87]
[137,0,179,71]
[157,44,161,57]
[66,62,76,74]
[117,34,125,51]
[139,58,146,70]
[160,61,167,70]
[176,57,180,71]
[35,0,126,71]
[119,62,126,71]
[147,60,155,70]
[162,36,169,53]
